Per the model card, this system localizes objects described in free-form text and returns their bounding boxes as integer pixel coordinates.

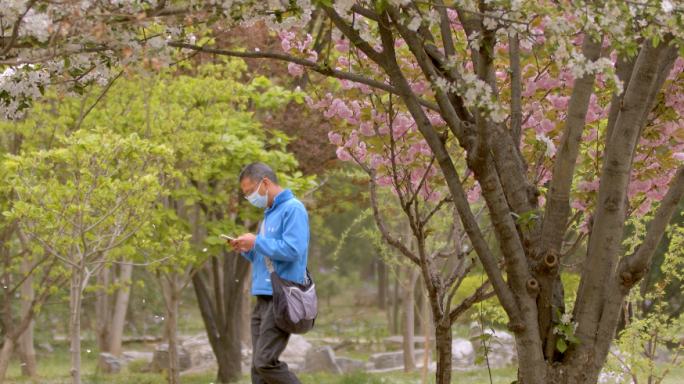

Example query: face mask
[247,180,268,208]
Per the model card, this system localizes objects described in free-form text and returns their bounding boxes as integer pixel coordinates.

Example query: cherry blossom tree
[4,1,684,383]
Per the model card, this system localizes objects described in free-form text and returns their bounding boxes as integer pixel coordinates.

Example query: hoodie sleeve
[254,206,308,262]
[240,249,256,263]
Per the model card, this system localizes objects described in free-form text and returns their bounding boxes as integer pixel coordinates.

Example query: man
[229,162,308,384]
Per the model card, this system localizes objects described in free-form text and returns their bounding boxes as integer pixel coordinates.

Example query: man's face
[241,177,267,198]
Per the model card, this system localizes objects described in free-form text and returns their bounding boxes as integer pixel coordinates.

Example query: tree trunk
[402,266,418,373]
[107,262,133,356]
[0,338,14,384]
[377,257,387,309]
[193,250,250,384]
[69,266,84,384]
[434,324,452,384]
[95,267,110,352]
[18,258,37,376]
[241,264,253,346]
[164,290,180,384]
[391,273,400,335]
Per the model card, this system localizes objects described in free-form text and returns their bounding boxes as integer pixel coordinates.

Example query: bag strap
[260,221,276,274]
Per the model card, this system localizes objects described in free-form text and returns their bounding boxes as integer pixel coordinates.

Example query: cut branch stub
[544,253,558,269]
[526,278,540,297]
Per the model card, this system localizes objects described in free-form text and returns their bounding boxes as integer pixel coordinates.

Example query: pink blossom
[411,81,429,95]
[646,188,666,200]
[354,142,367,162]
[428,114,445,126]
[538,195,546,207]
[582,129,598,142]
[673,152,684,161]
[571,198,587,211]
[635,198,652,216]
[537,119,556,134]
[328,131,343,145]
[288,63,304,76]
[548,95,569,110]
[334,38,349,53]
[344,130,359,148]
[467,184,481,203]
[376,176,393,187]
[336,147,352,161]
[370,153,383,169]
[578,178,600,192]
[279,30,296,51]
[360,121,375,136]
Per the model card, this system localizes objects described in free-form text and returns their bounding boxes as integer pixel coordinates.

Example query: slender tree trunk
[0,338,15,384]
[391,274,400,335]
[69,266,84,384]
[107,262,133,356]
[95,267,110,352]
[377,257,387,310]
[163,277,180,384]
[18,258,37,376]
[241,265,253,347]
[434,324,452,384]
[421,292,430,384]
[402,266,418,373]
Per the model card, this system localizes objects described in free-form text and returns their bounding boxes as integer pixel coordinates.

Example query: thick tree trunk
[0,338,14,384]
[69,267,84,384]
[95,267,110,352]
[193,250,250,384]
[377,257,387,309]
[402,266,418,373]
[107,262,133,356]
[434,324,452,384]
[18,258,37,376]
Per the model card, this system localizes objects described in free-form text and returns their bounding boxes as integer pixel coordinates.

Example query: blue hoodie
[241,189,309,296]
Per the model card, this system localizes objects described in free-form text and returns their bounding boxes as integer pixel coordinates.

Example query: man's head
[239,162,282,208]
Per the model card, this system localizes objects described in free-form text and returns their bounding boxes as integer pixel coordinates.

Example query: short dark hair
[239,162,279,185]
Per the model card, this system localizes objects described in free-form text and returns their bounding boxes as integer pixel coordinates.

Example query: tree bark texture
[69,265,84,384]
[377,257,387,310]
[95,267,110,353]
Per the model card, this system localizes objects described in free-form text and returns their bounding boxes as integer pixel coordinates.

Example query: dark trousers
[251,295,302,384]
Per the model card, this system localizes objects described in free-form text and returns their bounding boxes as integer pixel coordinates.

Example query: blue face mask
[247,180,268,208]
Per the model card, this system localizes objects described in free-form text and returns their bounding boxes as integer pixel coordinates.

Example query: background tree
[4,129,175,384]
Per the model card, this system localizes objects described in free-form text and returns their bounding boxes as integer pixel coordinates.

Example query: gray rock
[120,351,153,364]
[335,357,366,373]
[151,344,192,372]
[451,338,475,368]
[182,334,216,367]
[288,363,301,373]
[469,323,517,368]
[38,343,54,352]
[369,349,428,369]
[281,335,312,365]
[98,353,121,374]
[384,336,436,350]
[304,345,343,374]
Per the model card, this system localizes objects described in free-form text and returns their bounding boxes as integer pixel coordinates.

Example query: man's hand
[231,233,256,253]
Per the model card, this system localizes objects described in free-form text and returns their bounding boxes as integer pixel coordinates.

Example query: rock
[469,323,517,368]
[38,343,54,352]
[151,344,192,372]
[369,349,428,369]
[384,335,436,350]
[304,345,343,374]
[182,334,217,367]
[451,338,475,368]
[288,363,301,373]
[281,335,312,365]
[98,353,121,374]
[120,351,153,364]
[335,357,366,373]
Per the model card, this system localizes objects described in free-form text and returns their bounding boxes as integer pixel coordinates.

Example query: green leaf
[474,356,485,365]
[556,338,568,353]
[2,211,12,217]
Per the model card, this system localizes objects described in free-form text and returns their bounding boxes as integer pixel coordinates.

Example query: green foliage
[603,223,684,384]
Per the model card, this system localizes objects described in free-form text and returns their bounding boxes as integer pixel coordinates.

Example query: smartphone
[220,234,236,241]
